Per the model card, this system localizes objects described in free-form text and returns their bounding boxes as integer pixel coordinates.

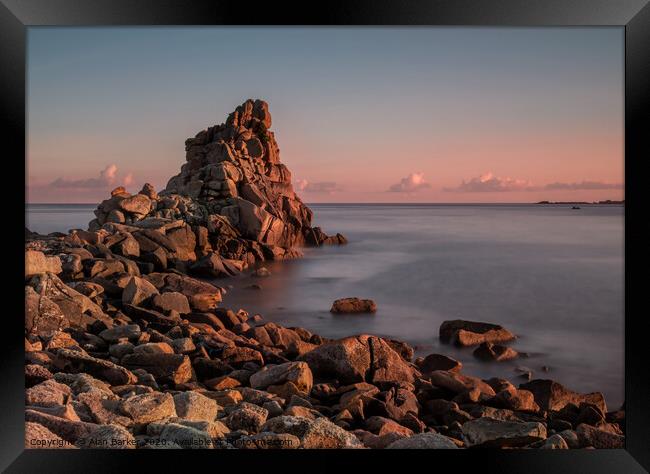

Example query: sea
[26,203,625,408]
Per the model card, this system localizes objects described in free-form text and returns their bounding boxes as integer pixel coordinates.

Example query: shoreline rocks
[23,99,620,450]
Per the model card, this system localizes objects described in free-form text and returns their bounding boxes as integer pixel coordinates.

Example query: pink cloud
[445,172,624,193]
[48,164,132,190]
[388,172,431,193]
[445,172,534,192]
[295,179,342,194]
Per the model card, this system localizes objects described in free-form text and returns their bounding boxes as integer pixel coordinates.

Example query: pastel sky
[27,27,624,203]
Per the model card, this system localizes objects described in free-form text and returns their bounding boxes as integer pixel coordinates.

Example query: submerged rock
[439,320,516,347]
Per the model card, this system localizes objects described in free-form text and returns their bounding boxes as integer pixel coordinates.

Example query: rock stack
[23,99,624,450]
[89,99,346,267]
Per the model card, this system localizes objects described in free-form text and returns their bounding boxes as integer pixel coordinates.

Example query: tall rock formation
[89,99,345,267]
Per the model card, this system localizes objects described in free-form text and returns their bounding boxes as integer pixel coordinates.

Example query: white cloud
[388,172,431,193]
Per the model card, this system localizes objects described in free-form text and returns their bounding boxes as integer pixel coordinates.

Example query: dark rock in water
[252,266,271,277]
[439,319,515,346]
[330,297,377,314]
[473,342,519,361]
[416,353,462,373]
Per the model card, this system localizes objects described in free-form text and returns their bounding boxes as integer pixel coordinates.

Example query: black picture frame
[3,0,649,472]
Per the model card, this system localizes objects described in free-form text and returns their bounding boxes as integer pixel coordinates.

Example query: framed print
[2,0,649,471]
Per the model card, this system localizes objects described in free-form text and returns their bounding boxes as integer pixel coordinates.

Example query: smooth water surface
[26,203,624,406]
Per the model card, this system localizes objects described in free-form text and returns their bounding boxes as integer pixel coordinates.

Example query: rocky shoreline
[24,100,624,449]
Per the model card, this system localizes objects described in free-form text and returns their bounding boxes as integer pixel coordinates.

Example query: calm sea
[26,203,624,407]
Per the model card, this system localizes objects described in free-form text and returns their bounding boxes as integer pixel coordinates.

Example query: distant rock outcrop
[88,99,346,264]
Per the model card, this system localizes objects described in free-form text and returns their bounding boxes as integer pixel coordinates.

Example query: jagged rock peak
[88,99,346,265]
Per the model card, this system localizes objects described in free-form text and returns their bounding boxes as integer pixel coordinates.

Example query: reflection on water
[26,203,624,407]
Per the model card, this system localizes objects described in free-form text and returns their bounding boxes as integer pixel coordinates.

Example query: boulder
[151,292,190,314]
[25,364,53,387]
[576,423,624,449]
[139,183,158,200]
[330,297,377,314]
[540,433,569,449]
[118,194,151,216]
[170,337,195,354]
[365,416,413,437]
[25,286,68,337]
[78,424,136,449]
[173,391,219,422]
[221,346,264,368]
[386,432,459,449]
[249,362,313,396]
[25,409,96,444]
[473,342,519,361]
[429,370,496,397]
[489,388,540,413]
[53,349,137,386]
[25,250,62,279]
[226,402,269,433]
[121,353,192,385]
[166,225,197,261]
[353,430,405,449]
[119,392,177,423]
[28,272,108,329]
[519,379,607,413]
[190,253,235,278]
[133,342,175,355]
[156,422,213,449]
[299,335,415,386]
[439,320,516,346]
[416,353,462,373]
[189,293,221,312]
[99,324,141,343]
[300,417,364,449]
[461,417,547,448]
[122,276,159,307]
[25,379,71,407]
[25,421,73,449]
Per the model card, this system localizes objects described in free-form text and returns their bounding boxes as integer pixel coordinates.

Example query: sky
[27,27,624,203]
